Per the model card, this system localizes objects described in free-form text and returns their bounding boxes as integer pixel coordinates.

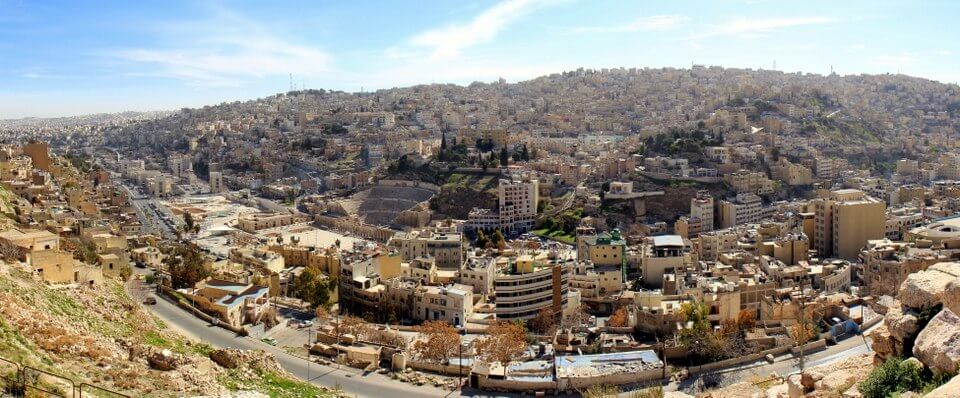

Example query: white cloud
[689,16,838,40]
[573,15,689,34]
[408,0,560,60]
[113,7,331,87]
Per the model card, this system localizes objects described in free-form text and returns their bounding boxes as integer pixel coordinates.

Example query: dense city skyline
[2,0,959,118]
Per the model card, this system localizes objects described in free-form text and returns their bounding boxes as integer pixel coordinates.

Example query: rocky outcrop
[898,262,960,310]
[884,306,920,341]
[925,373,960,398]
[869,324,898,362]
[912,308,960,375]
[943,278,960,316]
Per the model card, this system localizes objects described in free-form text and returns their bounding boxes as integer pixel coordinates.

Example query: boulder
[884,306,920,341]
[800,370,823,390]
[898,262,960,310]
[901,357,923,371]
[943,278,960,316]
[147,349,178,371]
[912,308,960,375]
[786,374,804,398]
[868,324,899,361]
[664,392,694,398]
[209,349,240,369]
[925,373,960,398]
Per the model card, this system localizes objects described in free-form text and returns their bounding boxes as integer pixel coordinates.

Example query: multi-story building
[493,255,570,321]
[237,212,308,233]
[860,239,945,296]
[577,230,627,276]
[690,190,714,232]
[640,235,693,288]
[724,170,774,196]
[412,284,474,327]
[389,228,464,270]
[812,189,886,260]
[466,177,539,235]
[718,193,764,228]
[209,171,224,193]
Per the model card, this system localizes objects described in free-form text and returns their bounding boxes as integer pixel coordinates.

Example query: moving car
[261,337,278,346]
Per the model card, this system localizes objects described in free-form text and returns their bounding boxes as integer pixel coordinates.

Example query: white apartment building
[691,191,714,232]
[466,177,539,235]
[718,193,764,228]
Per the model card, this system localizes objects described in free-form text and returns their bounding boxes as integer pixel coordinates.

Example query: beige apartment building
[237,212,308,233]
[724,170,774,196]
[813,189,886,260]
[493,256,570,321]
[640,235,693,288]
[389,228,464,270]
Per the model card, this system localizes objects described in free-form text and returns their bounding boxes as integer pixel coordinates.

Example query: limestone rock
[884,306,920,341]
[209,349,240,369]
[786,374,804,398]
[943,278,960,316]
[700,381,765,398]
[664,392,695,398]
[925,373,960,398]
[898,262,960,310]
[912,308,960,375]
[868,324,899,361]
[800,370,823,390]
[809,354,874,394]
[148,349,179,371]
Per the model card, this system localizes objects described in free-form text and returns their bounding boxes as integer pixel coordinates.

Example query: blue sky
[1,0,957,118]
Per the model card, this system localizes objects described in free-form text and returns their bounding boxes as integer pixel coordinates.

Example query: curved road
[127,273,456,398]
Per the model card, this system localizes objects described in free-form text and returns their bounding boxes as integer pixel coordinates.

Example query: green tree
[491,228,506,250]
[678,302,721,360]
[165,243,210,289]
[293,268,334,309]
[476,230,490,249]
[500,146,509,166]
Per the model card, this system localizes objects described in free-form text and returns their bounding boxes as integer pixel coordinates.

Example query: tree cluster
[164,243,210,289]
[291,267,335,309]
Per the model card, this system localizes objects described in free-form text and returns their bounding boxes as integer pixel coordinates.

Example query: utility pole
[307,326,311,382]
[797,280,807,374]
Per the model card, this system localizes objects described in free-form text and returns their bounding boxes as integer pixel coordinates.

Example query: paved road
[127,274,456,398]
[673,326,877,395]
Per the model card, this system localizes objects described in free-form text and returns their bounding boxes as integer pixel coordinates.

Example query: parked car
[143,297,157,305]
[299,320,314,328]
[261,337,278,346]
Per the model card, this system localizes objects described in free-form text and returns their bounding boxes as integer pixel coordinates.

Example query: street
[673,326,877,394]
[126,272,458,398]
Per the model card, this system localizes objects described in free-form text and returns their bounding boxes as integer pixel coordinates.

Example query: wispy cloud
[573,15,689,34]
[408,0,561,59]
[112,6,331,87]
[688,16,838,40]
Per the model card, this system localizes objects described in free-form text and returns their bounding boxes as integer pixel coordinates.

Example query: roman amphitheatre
[328,180,438,227]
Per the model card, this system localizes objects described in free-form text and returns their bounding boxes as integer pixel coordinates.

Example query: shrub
[858,357,922,398]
